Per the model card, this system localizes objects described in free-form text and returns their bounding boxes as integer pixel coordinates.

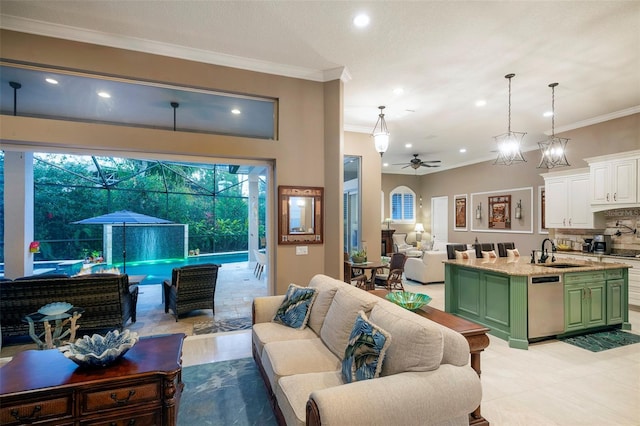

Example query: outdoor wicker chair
[164,263,221,321]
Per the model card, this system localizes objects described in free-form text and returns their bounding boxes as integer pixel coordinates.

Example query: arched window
[390,186,415,224]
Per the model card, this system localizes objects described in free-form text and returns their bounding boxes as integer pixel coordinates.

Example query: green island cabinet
[445,262,630,350]
[564,269,626,333]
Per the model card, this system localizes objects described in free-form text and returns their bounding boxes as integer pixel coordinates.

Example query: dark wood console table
[0,333,185,426]
[369,290,490,425]
[381,229,395,255]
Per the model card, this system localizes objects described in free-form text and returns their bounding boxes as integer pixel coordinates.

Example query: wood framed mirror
[278,186,323,244]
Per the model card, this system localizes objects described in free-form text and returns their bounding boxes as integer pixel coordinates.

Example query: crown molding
[548,105,640,135]
[1,15,346,83]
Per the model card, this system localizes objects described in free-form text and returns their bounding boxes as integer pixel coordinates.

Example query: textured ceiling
[1,1,639,174]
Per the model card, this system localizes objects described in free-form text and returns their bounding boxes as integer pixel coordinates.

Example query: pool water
[22,252,249,284]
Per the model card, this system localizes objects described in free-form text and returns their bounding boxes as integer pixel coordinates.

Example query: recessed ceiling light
[405,143,412,148]
[231,108,241,115]
[393,87,404,95]
[45,78,58,85]
[353,14,370,28]
[97,91,111,98]
[543,111,554,117]
[383,162,389,167]
[459,148,467,153]
[475,100,487,107]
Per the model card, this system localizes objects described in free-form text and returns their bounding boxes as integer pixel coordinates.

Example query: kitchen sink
[537,263,583,269]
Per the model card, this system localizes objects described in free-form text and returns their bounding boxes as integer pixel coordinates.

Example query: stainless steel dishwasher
[528,274,564,339]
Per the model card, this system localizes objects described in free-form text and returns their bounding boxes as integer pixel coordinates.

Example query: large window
[390,186,415,224]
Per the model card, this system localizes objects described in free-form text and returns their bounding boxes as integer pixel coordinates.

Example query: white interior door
[431,196,449,243]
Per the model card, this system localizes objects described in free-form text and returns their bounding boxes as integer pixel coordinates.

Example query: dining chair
[375,252,407,291]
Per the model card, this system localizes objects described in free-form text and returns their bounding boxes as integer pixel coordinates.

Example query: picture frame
[277,186,324,245]
[454,194,467,231]
[488,195,511,229]
[470,187,533,233]
[538,186,548,234]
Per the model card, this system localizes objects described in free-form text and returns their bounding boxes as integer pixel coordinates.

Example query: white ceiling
[1,1,639,174]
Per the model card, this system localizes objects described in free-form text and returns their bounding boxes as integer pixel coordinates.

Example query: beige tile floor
[2,265,639,425]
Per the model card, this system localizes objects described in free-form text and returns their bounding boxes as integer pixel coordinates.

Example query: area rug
[178,358,276,425]
[560,329,640,352]
[193,316,253,335]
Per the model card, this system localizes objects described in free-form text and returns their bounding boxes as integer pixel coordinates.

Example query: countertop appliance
[583,238,593,253]
[593,234,612,255]
[528,274,564,339]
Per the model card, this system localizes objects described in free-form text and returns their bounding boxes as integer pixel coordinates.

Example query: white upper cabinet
[543,169,602,229]
[586,150,640,212]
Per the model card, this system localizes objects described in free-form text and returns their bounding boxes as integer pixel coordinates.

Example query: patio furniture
[0,274,137,341]
[254,250,267,279]
[164,263,220,321]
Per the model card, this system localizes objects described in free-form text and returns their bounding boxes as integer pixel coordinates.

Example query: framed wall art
[488,195,511,229]
[454,194,467,231]
[538,185,548,234]
[470,187,533,233]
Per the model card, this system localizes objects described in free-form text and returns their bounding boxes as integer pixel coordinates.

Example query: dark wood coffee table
[369,290,490,426]
[0,333,185,426]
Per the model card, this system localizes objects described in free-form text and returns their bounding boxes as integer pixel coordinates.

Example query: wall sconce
[515,199,522,219]
[414,223,425,242]
[475,202,482,220]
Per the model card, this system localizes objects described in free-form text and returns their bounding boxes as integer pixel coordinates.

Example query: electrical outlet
[296,246,308,255]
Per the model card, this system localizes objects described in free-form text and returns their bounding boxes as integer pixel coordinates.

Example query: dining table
[343,259,387,290]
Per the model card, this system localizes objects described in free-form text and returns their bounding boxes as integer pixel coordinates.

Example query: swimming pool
[87,252,249,284]
[1,252,249,284]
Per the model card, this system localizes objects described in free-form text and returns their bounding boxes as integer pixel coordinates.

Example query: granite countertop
[443,257,631,276]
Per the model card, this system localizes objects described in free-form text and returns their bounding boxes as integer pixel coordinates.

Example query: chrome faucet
[539,238,556,263]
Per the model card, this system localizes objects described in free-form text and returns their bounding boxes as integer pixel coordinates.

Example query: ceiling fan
[394,154,442,170]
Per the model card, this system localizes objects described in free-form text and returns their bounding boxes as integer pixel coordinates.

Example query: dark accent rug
[560,329,640,352]
[179,358,276,425]
[193,317,253,335]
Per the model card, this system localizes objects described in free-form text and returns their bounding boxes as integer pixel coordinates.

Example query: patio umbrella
[73,210,172,273]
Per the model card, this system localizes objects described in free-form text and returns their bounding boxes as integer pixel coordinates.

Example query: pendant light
[537,83,570,169]
[493,74,526,165]
[371,105,389,156]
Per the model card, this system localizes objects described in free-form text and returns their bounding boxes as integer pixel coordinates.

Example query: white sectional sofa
[404,250,448,284]
[252,274,482,426]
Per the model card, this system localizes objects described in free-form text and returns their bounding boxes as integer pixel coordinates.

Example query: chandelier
[371,105,389,156]
[537,83,570,169]
[493,74,526,165]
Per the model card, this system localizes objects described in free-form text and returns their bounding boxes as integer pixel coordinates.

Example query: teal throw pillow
[342,311,391,383]
[273,284,318,329]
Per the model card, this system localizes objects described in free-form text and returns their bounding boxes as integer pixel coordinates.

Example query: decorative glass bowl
[38,302,73,316]
[386,291,432,311]
[59,329,139,368]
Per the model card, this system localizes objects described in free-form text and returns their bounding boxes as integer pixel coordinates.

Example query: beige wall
[0,30,383,293]
[383,113,640,256]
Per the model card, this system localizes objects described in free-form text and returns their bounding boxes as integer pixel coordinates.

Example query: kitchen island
[444,257,631,349]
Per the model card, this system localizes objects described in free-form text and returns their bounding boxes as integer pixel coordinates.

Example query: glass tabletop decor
[385,291,432,312]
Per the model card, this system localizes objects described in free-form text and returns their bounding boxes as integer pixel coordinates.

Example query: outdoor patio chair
[254,250,267,279]
[164,263,220,321]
